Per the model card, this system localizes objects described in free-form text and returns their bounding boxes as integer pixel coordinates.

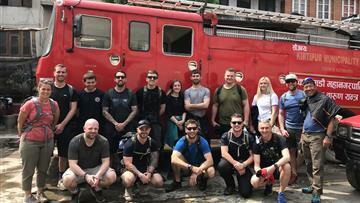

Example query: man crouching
[62,119,116,203]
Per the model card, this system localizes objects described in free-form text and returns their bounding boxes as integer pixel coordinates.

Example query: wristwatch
[187,164,193,172]
[273,163,279,170]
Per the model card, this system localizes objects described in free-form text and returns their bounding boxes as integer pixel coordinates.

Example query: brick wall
[333,0,342,20]
[284,0,292,13]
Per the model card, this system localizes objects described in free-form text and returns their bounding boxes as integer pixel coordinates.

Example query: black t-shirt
[68,134,110,169]
[252,133,287,168]
[220,131,254,162]
[51,84,78,123]
[78,89,104,127]
[102,88,137,123]
[165,94,185,119]
[136,87,166,123]
[123,135,158,173]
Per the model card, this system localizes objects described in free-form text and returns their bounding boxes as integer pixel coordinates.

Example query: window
[317,0,331,19]
[129,21,150,51]
[342,0,356,17]
[237,0,250,8]
[0,31,32,57]
[259,0,275,11]
[75,15,111,49]
[163,25,193,56]
[292,0,307,16]
[0,0,32,7]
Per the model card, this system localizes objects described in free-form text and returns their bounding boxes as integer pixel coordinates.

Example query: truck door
[121,14,157,90]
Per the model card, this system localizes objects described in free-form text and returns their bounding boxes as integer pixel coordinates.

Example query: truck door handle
[122,53,126,67]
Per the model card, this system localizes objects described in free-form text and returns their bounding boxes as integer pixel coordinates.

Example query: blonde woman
[17,79,60,203]
[251,77,279,133]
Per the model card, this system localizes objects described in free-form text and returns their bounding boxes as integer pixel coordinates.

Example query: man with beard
[51,64,78,190]
[102,70,137,171]
[184,69,210,140]
[212,68,250,137]
[166,119,215,192]
[77,71,104,133]
[278,74,306,184]
[121,120,163,201]
[300,77,340,203]
[62,119,116,203]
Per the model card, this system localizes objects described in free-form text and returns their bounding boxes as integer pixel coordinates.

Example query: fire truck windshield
[42,6,55,57]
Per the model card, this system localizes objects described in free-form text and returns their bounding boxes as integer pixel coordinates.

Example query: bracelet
[83,173,88,180]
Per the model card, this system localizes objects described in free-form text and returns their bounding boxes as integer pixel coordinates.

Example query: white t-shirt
[252,93,278,121]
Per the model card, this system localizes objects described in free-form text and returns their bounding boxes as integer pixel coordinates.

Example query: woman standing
[251,77,279,133]
[164,80,186,148]
[17,79,60,203]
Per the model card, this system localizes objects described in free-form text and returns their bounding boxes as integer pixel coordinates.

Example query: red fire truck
[37,0,360,188]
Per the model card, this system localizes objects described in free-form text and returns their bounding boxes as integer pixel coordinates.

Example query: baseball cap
[285,74,297,81]
[137,119,151,128]
[302,77,315,85]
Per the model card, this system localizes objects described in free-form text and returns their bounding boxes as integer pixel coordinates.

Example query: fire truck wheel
[346,162,360,191]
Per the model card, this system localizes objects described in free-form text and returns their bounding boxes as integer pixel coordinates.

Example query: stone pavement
[1,130,360,203]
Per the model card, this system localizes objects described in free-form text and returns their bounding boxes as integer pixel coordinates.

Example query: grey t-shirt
[68,134,110,169]
[184,86,210,117]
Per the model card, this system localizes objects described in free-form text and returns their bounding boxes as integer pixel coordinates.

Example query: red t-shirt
[20,99,58,142]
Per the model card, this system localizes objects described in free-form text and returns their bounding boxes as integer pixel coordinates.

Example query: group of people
[17,63,340,203]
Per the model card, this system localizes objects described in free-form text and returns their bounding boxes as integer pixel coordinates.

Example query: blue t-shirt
[279,90,305,129]
[303,110,325,133]
[173,136,211,166]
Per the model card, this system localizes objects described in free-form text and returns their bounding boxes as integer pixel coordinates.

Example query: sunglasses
[115,75,126,79]
[285,79,297,84]
[231,121,243,125]
[147,76,158,80]
[186,127,198,131]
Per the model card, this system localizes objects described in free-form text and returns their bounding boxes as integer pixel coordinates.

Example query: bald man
[62,119,116,203]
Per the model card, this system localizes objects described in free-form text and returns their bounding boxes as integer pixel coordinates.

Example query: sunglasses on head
[231,121,243,125]
[286,79,297,84]
[186,127,198,131]
[115,75,126,79]
[147,76,158,80]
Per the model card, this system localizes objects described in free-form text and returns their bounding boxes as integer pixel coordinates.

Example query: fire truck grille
[350,127,360,142]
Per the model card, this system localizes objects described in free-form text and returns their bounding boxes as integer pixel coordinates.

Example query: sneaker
[197,174,208,191]
[123,187,133,201]
[223,186,235,195]
[23,195,39,203]
[277,192,287,203]
[89,187,106,203]
[302,186,314,194]
[311,194,321,203]
[36,192,48,203]
[165,181,181,193]
[57,179,66,191]
[264,184,273,196]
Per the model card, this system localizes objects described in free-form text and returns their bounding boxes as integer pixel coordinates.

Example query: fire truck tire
[346,162,360,191]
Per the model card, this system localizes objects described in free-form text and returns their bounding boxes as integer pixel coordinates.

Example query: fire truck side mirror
[74,15,82,38]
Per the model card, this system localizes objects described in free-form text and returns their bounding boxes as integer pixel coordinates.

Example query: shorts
[285,128,302,149]
[55,122,77,158]
[63,165,114,184]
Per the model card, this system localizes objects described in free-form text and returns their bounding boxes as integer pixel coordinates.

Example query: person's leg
[217,158,236,189]
[36,140,54,193]
[236,168,253,198]
[99,168,117,188]
[62,169,80,192]
[286,128,299,184]
[20,139,40,197]
[151,173,164,187]
[121,171,136,188]
[250,174,266,189]
[150,123,162,149]
[205,166,215,179]
[308,134,326,195]
[279,163,291,192]
[302,134,314,186]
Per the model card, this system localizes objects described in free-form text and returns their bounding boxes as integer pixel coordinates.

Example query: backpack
[216,84,243,103]
[180,136,202,155]
[226,128,251,151]
[21,96,56,135]
[118,132,152,161]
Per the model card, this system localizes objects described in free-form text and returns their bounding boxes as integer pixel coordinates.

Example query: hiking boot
[302,186,314,194]
[311,194,321,203]
[277,192,287,203]
[123,187,133,201]
[197,174,208,191]
[89,187,106,203]
[264,184,273,196]
[36,192,48,203]
[57,179,66,191]
[165,181,181,193]
[223,186,235,195]
[23,195,39,203]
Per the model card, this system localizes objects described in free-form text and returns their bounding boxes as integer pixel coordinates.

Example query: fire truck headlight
[55,0,64,6]
[337,126,349,138]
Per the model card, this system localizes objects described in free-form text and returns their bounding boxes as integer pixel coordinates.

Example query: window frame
[292,0,307,16]
[162,24,194,57]
[317,0,331,19]
[0,31,32,57]
[128,21,150,52]
[74,14,112,51]
[342,0,357,17]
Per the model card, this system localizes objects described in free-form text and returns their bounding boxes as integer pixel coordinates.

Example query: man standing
[278,73,306,184]
[136,70,166,149]
[212,68,250,137]
[250,121,291,203]
[102,70,137,170]
[121,120,164,201]
[184,69,210,139]
[62,119,116,203]
[166,119,215,192]
[51,64,78,190]
[218,113,254,198]
[77,71,104,133]
[301,77,340,203]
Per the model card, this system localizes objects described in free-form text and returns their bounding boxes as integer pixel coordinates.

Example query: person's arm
[324,118,335,148]
[53,105,60,128]
[211,103,219,126]
[95,157,110,178]
[253,154,261,172]
[278,109,288,137]
[123,156,141,176]
[69,159,86,178]
[171,151,189,169]
[198,152,214,172]
[242,98,250,126]
[60,101,77,127]
[17,110,29,136]
[102,106,117,125]
[221,146,238,165]
[186,98,210,110]
[266,148,290,175]
[148,151,159,174]
[123,105,138,126]
[270,105,278,127]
